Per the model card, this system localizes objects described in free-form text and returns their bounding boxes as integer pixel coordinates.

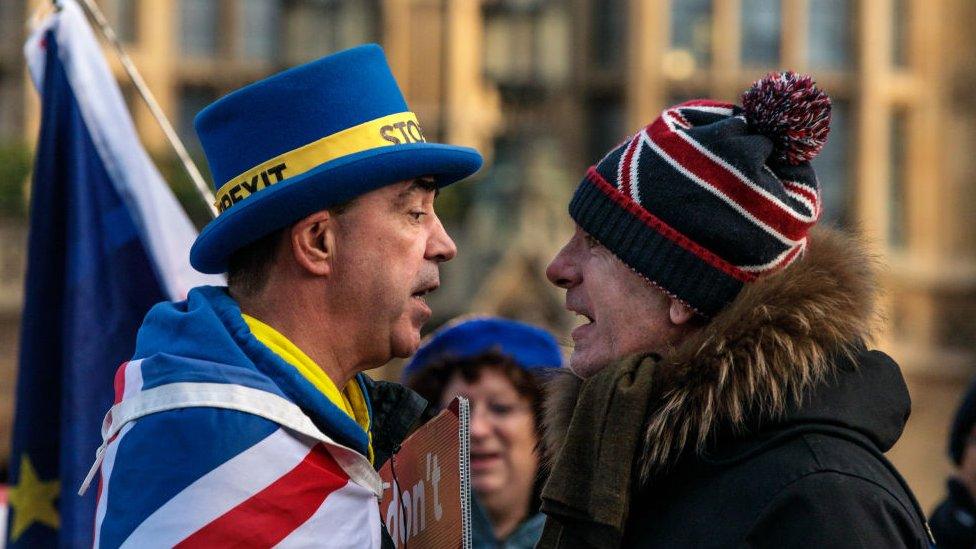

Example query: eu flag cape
[7,2,221,546]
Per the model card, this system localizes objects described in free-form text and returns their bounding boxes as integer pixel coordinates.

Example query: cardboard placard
[379,397,470,549]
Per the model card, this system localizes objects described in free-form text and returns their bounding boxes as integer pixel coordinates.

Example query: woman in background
[404,316,563,549]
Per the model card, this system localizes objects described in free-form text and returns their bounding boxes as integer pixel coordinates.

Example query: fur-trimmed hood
[543,226,890,482]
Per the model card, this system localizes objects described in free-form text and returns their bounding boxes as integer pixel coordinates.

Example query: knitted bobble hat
[570,71,831,317]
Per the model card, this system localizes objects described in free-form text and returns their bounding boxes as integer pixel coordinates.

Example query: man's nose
[426,214,458,263]
[546,242,578,289]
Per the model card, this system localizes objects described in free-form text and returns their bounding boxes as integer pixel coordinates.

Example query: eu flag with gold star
[8,2,220,546]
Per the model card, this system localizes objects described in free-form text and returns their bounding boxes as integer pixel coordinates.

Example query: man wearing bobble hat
[538,73,934,547]
[82,45,481,547]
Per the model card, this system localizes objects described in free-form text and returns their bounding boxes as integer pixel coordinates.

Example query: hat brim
[190,142,483,274]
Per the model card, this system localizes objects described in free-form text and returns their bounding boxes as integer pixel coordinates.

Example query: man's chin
[569,351,608,378]
[389,305,430,358]
[410,295,433,324]
[391,345,417,360]
[390,329,422,359]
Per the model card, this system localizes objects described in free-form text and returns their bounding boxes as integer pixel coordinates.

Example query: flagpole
[72,0,219,218]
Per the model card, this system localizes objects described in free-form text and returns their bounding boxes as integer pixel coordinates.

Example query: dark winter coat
[537,227,934,548]
[363,377,433,549]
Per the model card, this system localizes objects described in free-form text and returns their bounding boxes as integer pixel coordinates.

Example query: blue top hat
[189,44,483,273]
[402,317,564,379]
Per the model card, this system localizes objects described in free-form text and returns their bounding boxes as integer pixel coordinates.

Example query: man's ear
[668,298,696,326]
[290,210,334,277]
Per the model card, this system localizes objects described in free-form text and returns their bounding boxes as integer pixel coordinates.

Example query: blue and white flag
[7,2,221,546]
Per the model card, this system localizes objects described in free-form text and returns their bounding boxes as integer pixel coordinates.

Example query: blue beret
[403,317,563,379]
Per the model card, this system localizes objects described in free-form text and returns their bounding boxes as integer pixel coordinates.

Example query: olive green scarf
[537,355,658,548]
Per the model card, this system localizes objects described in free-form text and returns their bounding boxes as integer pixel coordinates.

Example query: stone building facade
[0,0,974,510]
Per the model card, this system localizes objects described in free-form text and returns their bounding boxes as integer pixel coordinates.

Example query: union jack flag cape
[82,286,384,548]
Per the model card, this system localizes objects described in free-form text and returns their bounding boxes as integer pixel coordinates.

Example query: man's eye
[584,234,601,248]
[410,211,427,221]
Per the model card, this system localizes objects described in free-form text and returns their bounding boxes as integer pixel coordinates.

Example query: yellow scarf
[242,313,373,462]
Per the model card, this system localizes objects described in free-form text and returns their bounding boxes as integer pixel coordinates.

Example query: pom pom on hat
[741,71,832,165]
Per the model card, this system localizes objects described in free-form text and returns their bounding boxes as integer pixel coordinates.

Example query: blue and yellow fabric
[189,44,483,273]
[132,286,377,459]
[242,313,374,461]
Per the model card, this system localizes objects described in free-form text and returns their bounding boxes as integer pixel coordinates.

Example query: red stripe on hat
[676,99,736,110]
[772,242,804,271]
[746,240,804,275]
[783,180,820,216]
[585,167,756,283]
[175,444,350,548]
[669,109,692,129]
[647,117,815,242]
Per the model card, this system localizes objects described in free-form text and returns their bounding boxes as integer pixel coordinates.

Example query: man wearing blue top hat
[83,44,482,548]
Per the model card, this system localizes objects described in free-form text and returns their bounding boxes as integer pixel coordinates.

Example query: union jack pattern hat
[570,72,831,317]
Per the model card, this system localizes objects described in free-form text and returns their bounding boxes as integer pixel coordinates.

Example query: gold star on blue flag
[7,454,61,542]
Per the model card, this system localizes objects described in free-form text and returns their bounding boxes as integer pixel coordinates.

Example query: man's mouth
[568,304,594,325]
[568,303,595,341]
[411,284,438,302]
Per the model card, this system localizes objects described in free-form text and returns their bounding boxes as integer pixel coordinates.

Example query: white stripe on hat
[629,135,643,204]
[663,110,818,226]
[677,105,735,117]
[641,129,803,248]
[738,238,807,273]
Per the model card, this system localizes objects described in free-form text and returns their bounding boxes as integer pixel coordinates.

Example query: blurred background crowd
[0,0,975,521]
